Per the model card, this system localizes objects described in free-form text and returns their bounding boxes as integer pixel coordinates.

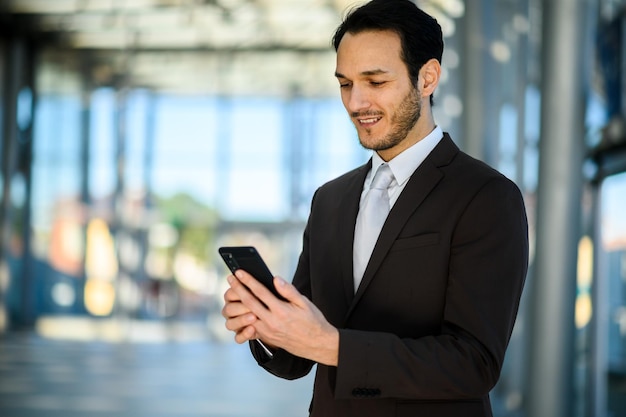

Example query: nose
[345,85,371,114]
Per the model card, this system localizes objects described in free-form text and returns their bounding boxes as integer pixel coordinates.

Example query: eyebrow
[335,69,390,78]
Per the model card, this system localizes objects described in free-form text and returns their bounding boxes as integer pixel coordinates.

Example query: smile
[357,116,382,125]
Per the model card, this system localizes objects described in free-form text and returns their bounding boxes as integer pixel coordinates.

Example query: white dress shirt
[352,126,443,288]
[358,126,444,211]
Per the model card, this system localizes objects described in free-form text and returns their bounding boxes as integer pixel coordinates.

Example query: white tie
[353,164,394,291]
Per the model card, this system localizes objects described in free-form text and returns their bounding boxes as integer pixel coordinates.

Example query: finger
[225,312,257,333]
[233,270,281,312]
[234,326,258,344]
[229,271,273,316]
[223,286,242,303]
[221,300,252,320]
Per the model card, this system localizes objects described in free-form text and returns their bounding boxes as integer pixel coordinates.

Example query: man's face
[335,30,422,160]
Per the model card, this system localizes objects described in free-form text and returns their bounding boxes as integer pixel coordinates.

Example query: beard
[354,88,421,151]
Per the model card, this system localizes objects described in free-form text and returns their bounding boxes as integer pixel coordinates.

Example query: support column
[0,37,35,328]
[0,40,21,268]
[460,0,486,159]
[527,1,587,416]
[79,55,92,208]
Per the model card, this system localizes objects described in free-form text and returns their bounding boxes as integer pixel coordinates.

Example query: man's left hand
[227,269,339,367]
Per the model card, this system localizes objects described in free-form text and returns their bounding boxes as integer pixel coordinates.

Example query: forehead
[335,30,405,76]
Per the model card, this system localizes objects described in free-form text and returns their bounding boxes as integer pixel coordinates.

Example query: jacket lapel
[347,135,459,316]
[338,161,371,305]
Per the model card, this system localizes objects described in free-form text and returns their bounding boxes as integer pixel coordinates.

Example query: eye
[339,82,352,89]
[370,81,386,87]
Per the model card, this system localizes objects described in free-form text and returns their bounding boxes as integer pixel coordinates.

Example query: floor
[0,331,314,417]
[2,321,623,417]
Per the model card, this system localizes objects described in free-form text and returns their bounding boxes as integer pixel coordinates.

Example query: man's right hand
[221,273,261,343]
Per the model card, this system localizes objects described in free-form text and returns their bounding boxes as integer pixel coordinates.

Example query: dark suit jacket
[251,134,529,417]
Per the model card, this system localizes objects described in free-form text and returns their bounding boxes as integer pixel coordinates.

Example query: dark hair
[332,0,443,105]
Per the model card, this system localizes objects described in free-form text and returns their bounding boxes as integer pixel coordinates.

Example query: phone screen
[218,246,285,300]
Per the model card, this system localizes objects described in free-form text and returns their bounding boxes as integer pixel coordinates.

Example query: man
[222,1,528,416]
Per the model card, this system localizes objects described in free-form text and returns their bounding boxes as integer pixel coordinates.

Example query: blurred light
[17,87,33,131]
[49,215,84,276]
[577,236,593,288]
[149,223,178,248]
[85,218,118,281]
[438,15,456,38]
[513,14,530,34]
[437,0,465,18]
[51,282,76,307]
[616,307,626,336]
[601,116,626,147]
[117,233,141,270]
[575,236,594,329]
[490,40,511,63]
[0,260,10,292]
[174,252,210,292]
[10,174,26,208]
[442,95,463,118]
[140,29,200,49]
[84,279,116,317]
[204,269,220,297]
[145,250,173,279]
[8,0,208,14]
[505,391,523,411]
[84,217,118,316]
[36,316,99,341]
[0,302,6,333]
[117,274,142,312]
[575,295,593,330]
[7,0,76,13]
[36,316,208,342]
[70,31,128,49]
[600,172,626,250]
[442,48,459,69]
[433,110,451,131]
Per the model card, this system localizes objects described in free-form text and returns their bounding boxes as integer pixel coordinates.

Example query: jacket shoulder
[435,134,521,193]
[316,163,369,195]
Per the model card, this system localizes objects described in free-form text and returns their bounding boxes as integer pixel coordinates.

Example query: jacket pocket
[390,233,439,252]
[395,398,487,417]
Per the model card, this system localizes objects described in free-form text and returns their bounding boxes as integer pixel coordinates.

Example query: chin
[357,131,381,148]
[358,135,396,152]
[358,137,380,151]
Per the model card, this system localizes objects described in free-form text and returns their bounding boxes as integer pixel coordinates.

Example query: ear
[418,59,441,99]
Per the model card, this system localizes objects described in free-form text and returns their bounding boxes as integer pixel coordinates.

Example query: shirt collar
[370,126,444,186]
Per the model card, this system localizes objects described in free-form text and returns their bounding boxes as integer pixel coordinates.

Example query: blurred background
[0,0,624,416]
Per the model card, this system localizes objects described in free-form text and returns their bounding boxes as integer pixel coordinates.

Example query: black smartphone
[218,246,285,301]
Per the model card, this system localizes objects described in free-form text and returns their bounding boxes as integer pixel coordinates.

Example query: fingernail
[276,277,285,286]
[227,275,234,284]
[235,270,244,279]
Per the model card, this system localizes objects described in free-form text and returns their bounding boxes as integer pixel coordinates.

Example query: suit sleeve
[334,176,529,400]
[249,192,318,380]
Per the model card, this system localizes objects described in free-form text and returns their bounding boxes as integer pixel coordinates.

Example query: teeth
[360,117,379,124]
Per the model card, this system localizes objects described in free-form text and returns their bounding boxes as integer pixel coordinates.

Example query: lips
[354,113,383,127]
